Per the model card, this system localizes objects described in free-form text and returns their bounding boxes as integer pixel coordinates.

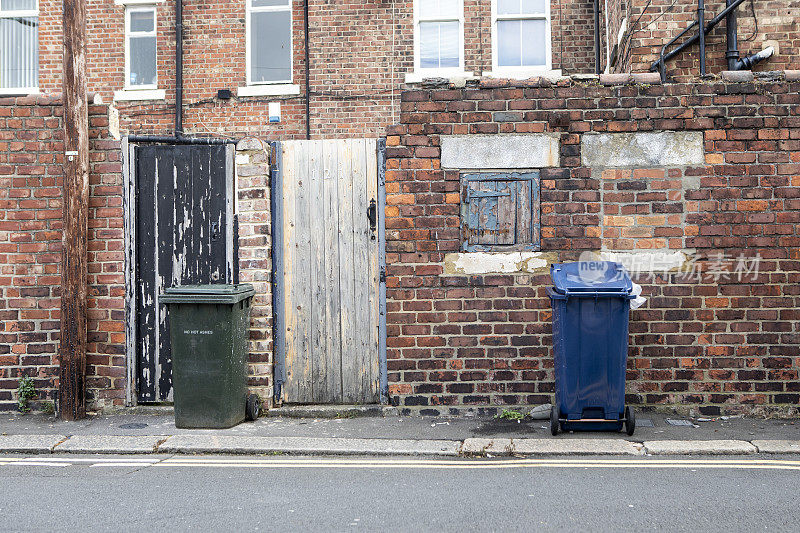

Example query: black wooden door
[134,144,233,402]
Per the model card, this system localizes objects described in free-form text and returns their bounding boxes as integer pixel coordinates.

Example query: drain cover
[665,419,693,427]
[119,423,148,429]
[637,418,654,427]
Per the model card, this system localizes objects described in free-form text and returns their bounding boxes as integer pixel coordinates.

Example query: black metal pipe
[726,0,739,70]
[698,0,706,76]
[658,20,698,82]
[175,0,183,136]
[594,0,601,75]
[649,0,749,72]
[304,0,311,139]
[128,134,237,145]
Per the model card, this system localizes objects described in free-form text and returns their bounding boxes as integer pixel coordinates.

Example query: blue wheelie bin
[547,261,636,436]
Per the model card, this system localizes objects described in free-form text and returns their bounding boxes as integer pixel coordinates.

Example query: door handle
[367,199,376,231]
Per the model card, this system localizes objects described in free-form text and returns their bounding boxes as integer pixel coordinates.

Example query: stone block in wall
[581,132,705,168]
[441,134,561,169]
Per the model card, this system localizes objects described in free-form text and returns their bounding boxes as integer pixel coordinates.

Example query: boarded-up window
[460,172,540,251]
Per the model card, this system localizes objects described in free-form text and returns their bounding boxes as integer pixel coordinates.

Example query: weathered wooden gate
[276,139,380,404]
[129,143,235,402]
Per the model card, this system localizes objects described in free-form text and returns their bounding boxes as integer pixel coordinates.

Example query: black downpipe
[697,0,706,76]
[594,0,601,75]
[726,0,739,70]
[725,0,774,70]
[649,0,749,72]
[304,0,311,140]
[175,0,183,137]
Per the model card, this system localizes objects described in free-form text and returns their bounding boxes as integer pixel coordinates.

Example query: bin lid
[550,262,632,297]
[159,283,256,304]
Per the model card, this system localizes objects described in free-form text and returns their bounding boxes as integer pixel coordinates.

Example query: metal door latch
[367,199,377,231]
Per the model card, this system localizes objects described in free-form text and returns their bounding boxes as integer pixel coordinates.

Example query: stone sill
[114,89,166,102]
[237,84,301,97]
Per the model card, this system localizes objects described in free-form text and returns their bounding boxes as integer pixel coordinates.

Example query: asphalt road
[1,454,798,532]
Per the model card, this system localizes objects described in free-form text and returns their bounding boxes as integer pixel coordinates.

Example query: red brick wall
[33,0,600,140]
[385,76,800,416]
[0,97,124,412]
[620,0,800,78]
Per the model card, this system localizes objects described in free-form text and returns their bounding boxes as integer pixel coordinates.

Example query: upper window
[492,0,551,73]
[414,0,463,73]
[247,0,292,85]
[125,6,157,89]
[0,0,39,94]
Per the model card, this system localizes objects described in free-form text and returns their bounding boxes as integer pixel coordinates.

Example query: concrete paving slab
[461,438,513,456]
[644,440,757,455]
[513,439,643,456]
[158,435,461,456]
[0,434,66,454]
[54,435,168,454]
[752,440,800,454]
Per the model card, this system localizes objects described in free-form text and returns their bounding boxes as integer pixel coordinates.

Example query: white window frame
[0,0,40,95]
[246,0,293,86]
[124,5,158,91]
[487,0,556,79]
[407,0,471,83]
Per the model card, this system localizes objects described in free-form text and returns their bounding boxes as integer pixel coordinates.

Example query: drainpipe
[726,0,775,70]
[698,0,706,76]
[725,0,739,70]
[593,0,601,75]
[304,0,311,139]
[603,0,611,73]
[175,0,183,136]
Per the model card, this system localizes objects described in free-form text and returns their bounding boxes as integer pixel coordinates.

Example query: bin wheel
[550,405,560,436]
[625,406,635,436]
[245,394,261,421]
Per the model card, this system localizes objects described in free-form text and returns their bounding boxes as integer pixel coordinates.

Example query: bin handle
[563,289,633,299]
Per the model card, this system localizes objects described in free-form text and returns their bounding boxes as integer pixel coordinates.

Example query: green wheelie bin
[160,284,259,429]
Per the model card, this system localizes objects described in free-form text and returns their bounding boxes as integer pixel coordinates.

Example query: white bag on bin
[630,282,647,310]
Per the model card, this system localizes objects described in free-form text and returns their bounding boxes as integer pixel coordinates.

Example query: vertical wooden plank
[321,140,342,402]
[174,145,191,285]
[123,139,136,406]
[337,139,357,402]
[292,142,313,402]
[308,141,327,402]
[158,146,180,400]
[224,144,235,283]
[208,145,229,283]
[531,172,541,250]
[134,146,157,402]
[347,138,373,403]
[496,180,516,246]
[365,138,380,401]
[281,142,297,403]
[475,181,495,246]
[516,179,532,245]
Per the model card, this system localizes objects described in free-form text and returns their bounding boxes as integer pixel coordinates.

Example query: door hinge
[379,265,386,283]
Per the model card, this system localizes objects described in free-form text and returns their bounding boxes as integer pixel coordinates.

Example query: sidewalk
[1,409,798,457]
